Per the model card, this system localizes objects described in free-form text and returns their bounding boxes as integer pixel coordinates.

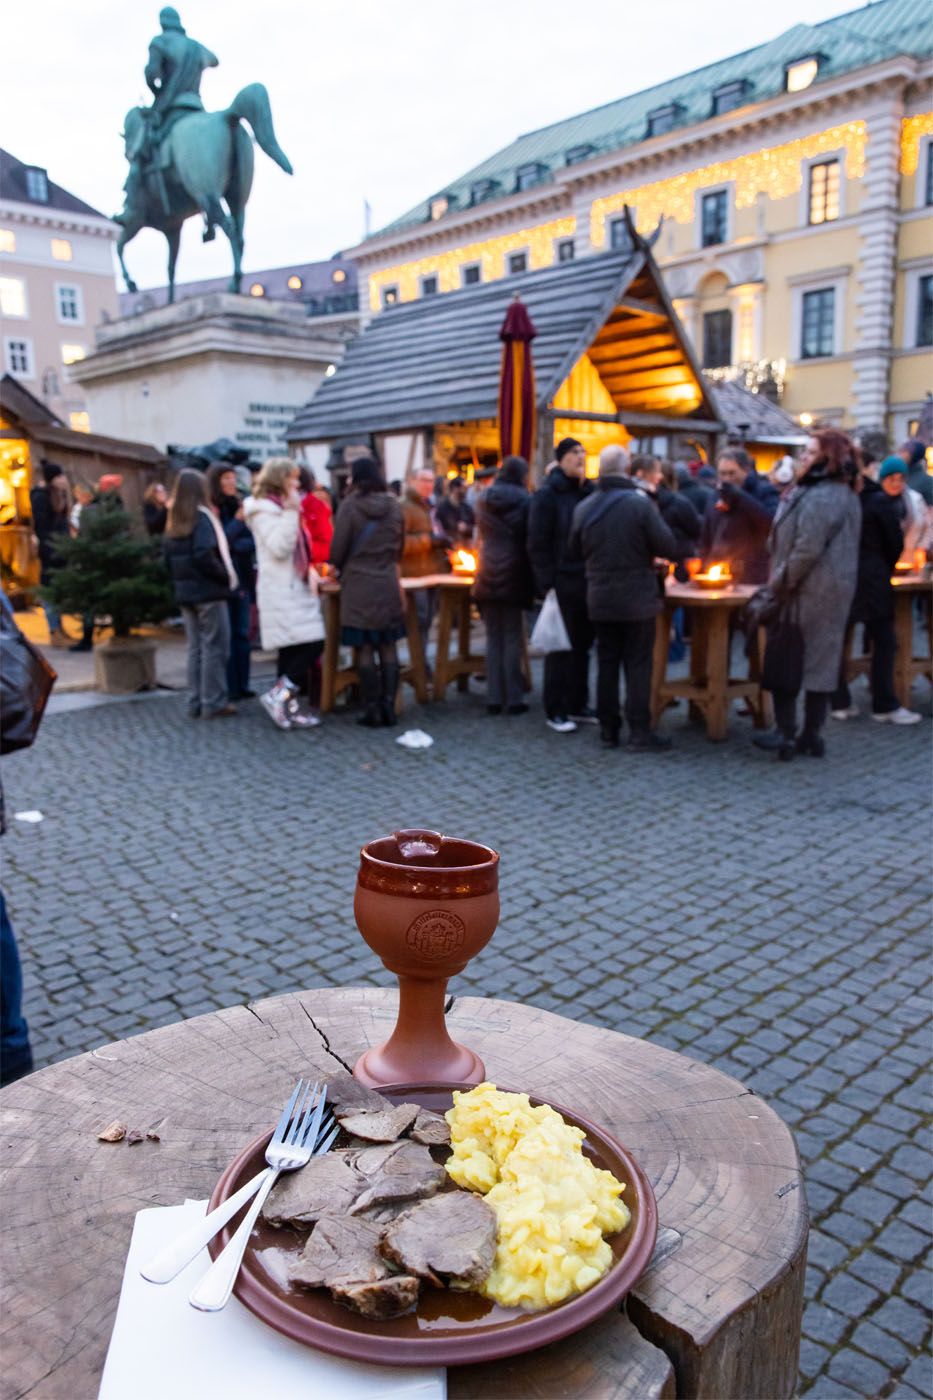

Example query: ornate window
[801,289,835,358]
[701,190,729,247]
[61,343,86,365]
[420,274,438,296]
[51,238,72,262]
[917,274,933,348]
[808,160,839,224]
[557,239,575,263]
[508,252,527,275]
[702,310,733,368]
[461,264,481,286]
[609,218,633,252]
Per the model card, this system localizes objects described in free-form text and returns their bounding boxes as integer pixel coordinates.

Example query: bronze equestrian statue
[115,7,292,302]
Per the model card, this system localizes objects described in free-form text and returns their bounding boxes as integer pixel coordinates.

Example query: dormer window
[785,56,821,93]
[515,162,549,192]
[429,194,454,221]
[470,178,501,205]
[711,80,750,116]
[646,103,683,138]
[565,143,595,166]
[24,166,49,203]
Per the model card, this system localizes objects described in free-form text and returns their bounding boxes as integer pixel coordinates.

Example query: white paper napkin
[99,1201,446,1400]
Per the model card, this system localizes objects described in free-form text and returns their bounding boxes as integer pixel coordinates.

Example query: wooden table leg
[456,595,472,693]
[433,589,455,700]
[704,607,730,741]
[893,592,914,708]
[403,590,429,703]
[688,610,707,724]
[320,590,339,714]
[650,606,673,726]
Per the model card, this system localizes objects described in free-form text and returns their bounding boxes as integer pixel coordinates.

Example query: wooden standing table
[319,578,431,713]
[0,988,807,1399]
[428,573,485,700]
[837,573,932,709]
[651,580,770,741]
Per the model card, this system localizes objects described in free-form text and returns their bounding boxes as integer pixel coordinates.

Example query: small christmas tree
[44,498,174,638]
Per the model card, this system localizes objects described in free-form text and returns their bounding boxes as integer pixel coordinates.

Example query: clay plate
[207,1083,658,1366]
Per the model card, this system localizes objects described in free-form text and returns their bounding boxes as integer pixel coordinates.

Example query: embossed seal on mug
[406,909,466,960]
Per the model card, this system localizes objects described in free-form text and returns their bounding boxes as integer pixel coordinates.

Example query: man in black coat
[699,449,777,584]
[830,474,918,722]
[568,450,677,750]
[527,438,593,732]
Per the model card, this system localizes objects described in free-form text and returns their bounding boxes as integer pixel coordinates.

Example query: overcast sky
[7,0,854,290]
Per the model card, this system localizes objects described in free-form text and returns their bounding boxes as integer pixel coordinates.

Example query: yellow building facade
[349,3,932,443]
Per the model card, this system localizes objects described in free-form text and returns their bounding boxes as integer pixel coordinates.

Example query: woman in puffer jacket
[472,456,533,715]
[243,458,325,730]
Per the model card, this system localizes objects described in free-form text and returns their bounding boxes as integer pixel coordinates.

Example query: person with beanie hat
[878,456,929,564]
[527,437,594,731]
[568,443,676,749]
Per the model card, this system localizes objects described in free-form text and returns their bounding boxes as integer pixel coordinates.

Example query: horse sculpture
[115,82,292,304]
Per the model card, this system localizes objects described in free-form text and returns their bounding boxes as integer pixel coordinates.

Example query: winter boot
[260,677,296,730]
[356,664,382,727]
[379,662,400,727]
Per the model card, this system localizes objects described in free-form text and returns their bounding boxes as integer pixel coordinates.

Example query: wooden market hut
[287,218,725,485]
[0,373,169,597]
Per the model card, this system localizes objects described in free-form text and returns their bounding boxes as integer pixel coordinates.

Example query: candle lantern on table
[352,829,499,1087]
[692,561,733,589]
[449,547,478,576]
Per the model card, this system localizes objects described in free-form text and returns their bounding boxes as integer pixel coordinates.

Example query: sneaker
[626,731,672,752]
[260,680,294,730]
[546,716,577,734]
[569,707,599,725]
[830,706,860,720]
[872,707,922,725]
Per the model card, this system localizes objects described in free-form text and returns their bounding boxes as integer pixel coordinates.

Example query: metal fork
[141,1081,331,1291]
[187,1079,333,1311]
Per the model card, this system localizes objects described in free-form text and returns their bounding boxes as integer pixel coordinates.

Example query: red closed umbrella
[497,295,538,463]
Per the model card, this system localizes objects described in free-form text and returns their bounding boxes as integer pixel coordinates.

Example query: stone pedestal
[70,293,356,456]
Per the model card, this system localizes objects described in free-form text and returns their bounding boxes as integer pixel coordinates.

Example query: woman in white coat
[243,457,325,730]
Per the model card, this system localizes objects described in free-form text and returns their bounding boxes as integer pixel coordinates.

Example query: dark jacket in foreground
[849,477,903,623]
[330,491,404,631]
[163,514,232,606]
[767,477,861,692]
[527,468,590,602]
[472,482,533,607]
[219,496,257,594]
[699,484,774,584]
[568,476,677,622]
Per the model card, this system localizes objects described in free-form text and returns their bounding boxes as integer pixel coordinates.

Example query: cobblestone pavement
[2,678,930,1399]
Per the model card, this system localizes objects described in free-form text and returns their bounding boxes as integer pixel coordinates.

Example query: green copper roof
[373,0,931,239]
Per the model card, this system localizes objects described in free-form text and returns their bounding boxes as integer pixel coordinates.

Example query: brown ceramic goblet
[352,829,499,1087]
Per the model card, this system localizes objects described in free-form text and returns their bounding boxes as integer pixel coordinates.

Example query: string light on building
[591,122,867,245]
[368,218,577,310]
[899,113,933,174]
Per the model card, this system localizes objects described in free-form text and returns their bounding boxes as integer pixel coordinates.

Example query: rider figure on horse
[119,7,218,222]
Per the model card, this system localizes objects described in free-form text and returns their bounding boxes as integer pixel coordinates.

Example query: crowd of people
[28,430,932,751]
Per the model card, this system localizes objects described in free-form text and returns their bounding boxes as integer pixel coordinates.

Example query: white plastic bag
[529,589,571,654]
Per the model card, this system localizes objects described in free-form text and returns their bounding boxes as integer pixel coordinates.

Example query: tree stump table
[0,990,808,1399]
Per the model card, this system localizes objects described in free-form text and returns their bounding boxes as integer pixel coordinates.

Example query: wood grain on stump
[0,989,807,1399]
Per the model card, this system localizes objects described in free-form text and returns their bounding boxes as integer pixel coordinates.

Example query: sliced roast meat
[289,1215,390,1290]
[409,1108,451,1147]
[262,1151,364,1228]
[330,1274,421,1319]
[349,1139,446,1212]
[380,1191,497,1288]
[337,1103,421,1142]
[323,1069,391,1117]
